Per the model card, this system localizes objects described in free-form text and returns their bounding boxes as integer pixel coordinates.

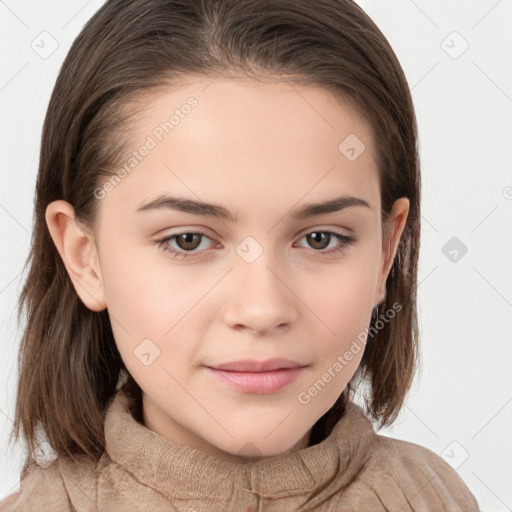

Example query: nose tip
[223,255,298,334]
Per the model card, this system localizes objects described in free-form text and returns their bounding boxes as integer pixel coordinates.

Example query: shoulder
[1,456,99,512]
[0,460,70,512]
[355,434,481,511]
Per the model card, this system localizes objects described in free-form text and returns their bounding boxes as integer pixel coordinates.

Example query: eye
[155,232,216,259]
[155,229,356,260]
[294,230,355,255]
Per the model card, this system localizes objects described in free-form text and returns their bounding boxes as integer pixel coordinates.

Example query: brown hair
[10,0,420,475]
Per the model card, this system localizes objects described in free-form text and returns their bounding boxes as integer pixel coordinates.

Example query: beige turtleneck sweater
[1,386,480,511]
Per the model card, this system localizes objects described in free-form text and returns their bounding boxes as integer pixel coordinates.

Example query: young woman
[1,0,480,510]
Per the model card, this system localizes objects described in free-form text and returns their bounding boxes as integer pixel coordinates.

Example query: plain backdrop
[1,1,511,510]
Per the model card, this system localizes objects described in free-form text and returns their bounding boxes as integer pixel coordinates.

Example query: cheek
[100,240,208,364]
[98,239,176,348]
[302,254,378,331]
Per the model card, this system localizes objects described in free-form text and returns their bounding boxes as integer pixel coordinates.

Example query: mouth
[203,358,308,394]
[206,357,306,373]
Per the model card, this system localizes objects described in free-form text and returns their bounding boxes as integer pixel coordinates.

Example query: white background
[1,1,511,510]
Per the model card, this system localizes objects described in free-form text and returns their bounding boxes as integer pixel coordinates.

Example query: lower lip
[204,366,306,394]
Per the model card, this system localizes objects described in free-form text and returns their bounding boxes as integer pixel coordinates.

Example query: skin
[45,76,409,464]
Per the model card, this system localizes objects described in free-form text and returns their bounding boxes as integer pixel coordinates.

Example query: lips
[204,366,306,394]
[206,357,305,373]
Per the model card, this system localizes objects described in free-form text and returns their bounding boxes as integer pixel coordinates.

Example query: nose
[222,246,298,334]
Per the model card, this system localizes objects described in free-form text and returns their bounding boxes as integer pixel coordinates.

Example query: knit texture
[1,386,481,511]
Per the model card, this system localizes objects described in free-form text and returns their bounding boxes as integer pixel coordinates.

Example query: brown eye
[306,232,331,250]
[156,231,215,259]
[295,230,355,256]
[174,233,202,251]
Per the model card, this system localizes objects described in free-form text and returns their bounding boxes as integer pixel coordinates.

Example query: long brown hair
[10,0,420,476]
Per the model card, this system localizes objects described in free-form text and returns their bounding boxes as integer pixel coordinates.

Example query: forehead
[138,75,373,148]
[97,76,379,223]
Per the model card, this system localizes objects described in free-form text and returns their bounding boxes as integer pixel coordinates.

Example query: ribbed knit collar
[104,386,377,507]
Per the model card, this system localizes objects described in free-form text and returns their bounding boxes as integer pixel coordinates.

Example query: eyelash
[155,229,356,260]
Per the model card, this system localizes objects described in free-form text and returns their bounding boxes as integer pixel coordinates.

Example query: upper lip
[206,358,306,372]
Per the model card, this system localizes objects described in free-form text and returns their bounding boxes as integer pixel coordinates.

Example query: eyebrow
[135,194,371,222]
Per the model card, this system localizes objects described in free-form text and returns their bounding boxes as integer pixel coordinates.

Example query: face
[46,76,409,464]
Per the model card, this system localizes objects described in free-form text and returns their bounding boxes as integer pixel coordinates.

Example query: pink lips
[204,358,307,394]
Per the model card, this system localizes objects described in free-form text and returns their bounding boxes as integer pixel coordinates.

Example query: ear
[45,200,107,312]
[374,197,410,307]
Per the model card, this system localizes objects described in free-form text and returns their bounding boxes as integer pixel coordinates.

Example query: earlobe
[45,200,107,312]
